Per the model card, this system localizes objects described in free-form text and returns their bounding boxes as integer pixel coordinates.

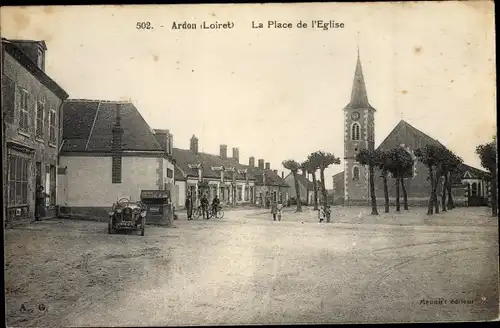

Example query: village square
[2,4,498,326]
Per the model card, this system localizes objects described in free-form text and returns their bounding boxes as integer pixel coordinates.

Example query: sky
[2,2,496,189]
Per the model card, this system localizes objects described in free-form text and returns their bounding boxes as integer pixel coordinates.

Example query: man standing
[35,185,48,221]
[201,194,209,219]
[185,194,193,220]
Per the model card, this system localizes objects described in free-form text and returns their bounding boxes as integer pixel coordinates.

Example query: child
[318,206,325,223]
[271,201,277,221]
[277,202,283,221]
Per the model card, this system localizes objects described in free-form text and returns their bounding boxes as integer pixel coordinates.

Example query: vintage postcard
[1,2,498,326]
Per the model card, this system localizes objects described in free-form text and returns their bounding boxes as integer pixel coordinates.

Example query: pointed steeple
[346,50,373,110]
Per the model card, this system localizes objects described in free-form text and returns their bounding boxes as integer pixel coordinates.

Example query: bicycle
[193,205,207,220]
[208,205,224,219]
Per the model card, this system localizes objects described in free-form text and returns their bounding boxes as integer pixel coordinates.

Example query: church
[332,51,492,207]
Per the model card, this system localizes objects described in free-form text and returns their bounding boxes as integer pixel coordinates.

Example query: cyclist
[211,195,220,218]
[201,194,209,219]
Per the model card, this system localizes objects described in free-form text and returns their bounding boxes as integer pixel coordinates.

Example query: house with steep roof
[58,100,175,217]
[246,158,290,207]
[333,50,491,207]
[173,136,257,208]
[2,38,69,225]
[173,136,290,209]
[284,170,315,205]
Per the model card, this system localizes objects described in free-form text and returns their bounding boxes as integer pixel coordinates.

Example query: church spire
[346,48,372,110]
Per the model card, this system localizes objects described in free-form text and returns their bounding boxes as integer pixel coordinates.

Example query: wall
[3,52,64,225]
[284,174,310,204]
[59,156,168,215]
[175,180,186,208]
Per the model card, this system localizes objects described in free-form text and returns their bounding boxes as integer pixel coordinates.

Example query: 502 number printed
[136,21,153,30]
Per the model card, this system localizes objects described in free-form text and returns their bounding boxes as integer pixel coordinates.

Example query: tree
[415,144,447,215]
[355,149,379,215]
[282,159,302,212]
[439,149,463,211]
[300,161,311,206]
[386,148,414,211]
[476,137,498,217]
[307,152,322,210]
[313,151,341,207]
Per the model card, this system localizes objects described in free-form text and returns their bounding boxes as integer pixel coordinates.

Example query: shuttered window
[49,107,56,144]
[36,100,44,138]
[16,87,30,134]
[2,75,15,123]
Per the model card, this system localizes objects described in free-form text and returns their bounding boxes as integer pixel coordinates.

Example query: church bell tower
[343,49,376,205]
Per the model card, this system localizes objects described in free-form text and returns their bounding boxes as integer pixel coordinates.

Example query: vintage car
[108,197,147,236]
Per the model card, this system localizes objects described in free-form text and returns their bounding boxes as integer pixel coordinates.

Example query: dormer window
[37,48,45,70]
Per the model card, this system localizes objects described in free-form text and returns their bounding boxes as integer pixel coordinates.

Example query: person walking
[271,200,278,221]
[185,194,193,220]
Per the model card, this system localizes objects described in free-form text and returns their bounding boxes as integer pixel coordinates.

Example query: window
[16,87,29,134]
[8,155,30,206]
[36,100,45,138]
[49,106,56,144]
[351,123,360,141]
[237,186,242,201]
[167,168,173,178]
[471,182,477,196]
[244,186,249,201]
[112,156,122,183]
[353,166,360,181]
[2,75,15,123]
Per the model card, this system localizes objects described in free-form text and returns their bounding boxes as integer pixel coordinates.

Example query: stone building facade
[2,38,68,225]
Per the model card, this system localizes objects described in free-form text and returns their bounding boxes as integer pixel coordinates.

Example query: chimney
[249,156,255,167]
[190,135,199,154]
[258,159,264,169]
[265,162,270,170]
[112,103,124,151]
[281,171,284,179]
[154,129,172,156]
[220,145,227,159]
[232,147,239,163]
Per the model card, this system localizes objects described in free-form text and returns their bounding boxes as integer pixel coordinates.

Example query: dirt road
[5,208,499,326]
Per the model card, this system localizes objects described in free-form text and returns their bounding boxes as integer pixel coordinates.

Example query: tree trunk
[400,178,409,210]
[320,168,328,207]
[427,166,434,215]
[382,172,389,213]
[441,173,448,212]
[369,164,378,215]
[320,168,330,222]
[395,177,400,212]
[491,169,498,217]
[446,172,455,209]
[433,169,441,214]
[311,172,319,210]
[292,171,302,212]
